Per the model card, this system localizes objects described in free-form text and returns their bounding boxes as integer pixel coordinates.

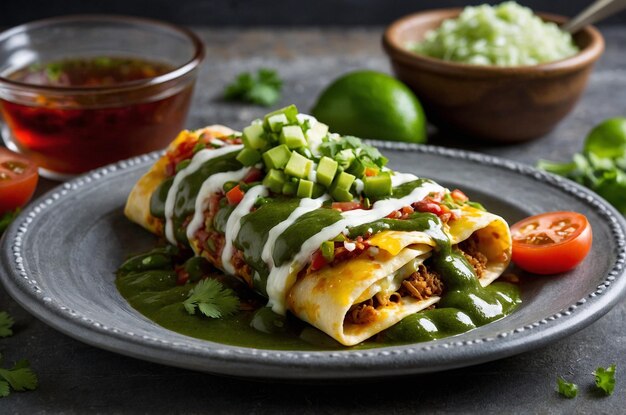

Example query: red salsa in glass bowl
[0,16,205,178]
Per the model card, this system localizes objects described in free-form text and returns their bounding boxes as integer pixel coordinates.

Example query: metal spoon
[562,0,626,33]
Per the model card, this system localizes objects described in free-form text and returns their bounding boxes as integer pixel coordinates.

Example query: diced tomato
[332,202,362,212]
[451,189,469,202]
[510,211,592,274]
[243,168,264,183]
[414,198,444,216]
[310,250,328,271]
[364,167,379,177]
[0,148,39,213]
[226,185,245,205]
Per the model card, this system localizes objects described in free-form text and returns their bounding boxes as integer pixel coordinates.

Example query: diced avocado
[284,151,312,179]
[280,125,307,149]
[267,114,289,132]
[242,123,266,150]
[263,105,299,131]
[330,187,354,202]
[236,148,261,166]
[262,169,286,193]
[334,171,356,191]
[311,183,326,199]
[363,173,392,199]
[262,144,291,170]
[336,149,355,168]
[329,171,356,202]
[297,179,314,198]
[282,181,298,196]
[316,156,338,187]
[346,158,365,178]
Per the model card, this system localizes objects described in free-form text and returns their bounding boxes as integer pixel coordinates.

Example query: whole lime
[311,70,427,143]
[584,117,626,159]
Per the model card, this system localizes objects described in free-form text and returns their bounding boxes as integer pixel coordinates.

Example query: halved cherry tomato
[510,211,592,275]
[0,148,39,213]
[332,202,362,212]
[226,185,245,205]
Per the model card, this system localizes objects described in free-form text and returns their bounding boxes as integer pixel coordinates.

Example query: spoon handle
[562,0,626,33]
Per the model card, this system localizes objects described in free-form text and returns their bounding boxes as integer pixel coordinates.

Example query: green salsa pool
[116,208,521,351]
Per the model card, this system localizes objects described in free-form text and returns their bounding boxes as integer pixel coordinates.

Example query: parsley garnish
[224,68,283,106]
[183,279,239,318]
[556,377,578,398]
[0,353,38,398]
[594,364,616,395]
[0,312,14,338]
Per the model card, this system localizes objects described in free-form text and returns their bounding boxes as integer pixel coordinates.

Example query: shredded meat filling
[458,236,489,278]
[345,264,444,325]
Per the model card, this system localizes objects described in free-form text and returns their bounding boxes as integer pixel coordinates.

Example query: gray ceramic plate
[2,142,626,380]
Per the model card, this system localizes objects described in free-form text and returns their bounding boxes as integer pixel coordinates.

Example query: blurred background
[3,0,626,26]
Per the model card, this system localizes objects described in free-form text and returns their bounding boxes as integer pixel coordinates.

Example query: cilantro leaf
[183,279,239,319]
[224,69,283,107]
[0,381,9,398]
[594,364,616,395]
[556,377,578,398]
[0,360,38,395]
[0,311,14,338]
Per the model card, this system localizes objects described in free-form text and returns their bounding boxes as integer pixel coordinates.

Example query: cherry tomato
[226,185,245,205]
[510,211,592,275]
[0,148,39,213]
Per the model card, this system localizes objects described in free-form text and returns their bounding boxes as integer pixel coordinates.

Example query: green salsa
[116,206,521,350]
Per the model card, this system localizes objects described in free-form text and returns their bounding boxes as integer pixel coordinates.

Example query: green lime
[311,70,427,143]
[584,117,626,159]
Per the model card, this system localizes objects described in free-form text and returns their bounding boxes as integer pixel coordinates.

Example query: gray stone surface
[1,26,626,413]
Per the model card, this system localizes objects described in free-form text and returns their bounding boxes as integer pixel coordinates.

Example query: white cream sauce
[221,185,268,275]
[164,145,243,245]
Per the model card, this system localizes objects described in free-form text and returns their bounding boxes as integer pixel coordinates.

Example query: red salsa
[1,57,194,175]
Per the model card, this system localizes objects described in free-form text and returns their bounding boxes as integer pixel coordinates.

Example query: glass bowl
[0,15,205,178]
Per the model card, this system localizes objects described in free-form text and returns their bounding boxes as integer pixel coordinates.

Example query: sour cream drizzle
[185,167,250,246]
[221,185,269,275]
[164,145,243,245]
[262,195,329,270]
[266,180,444,314]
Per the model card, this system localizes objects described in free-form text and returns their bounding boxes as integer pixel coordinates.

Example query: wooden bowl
[382,9,604,143]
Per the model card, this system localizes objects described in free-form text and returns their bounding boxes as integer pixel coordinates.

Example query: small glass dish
[0,15,205,179]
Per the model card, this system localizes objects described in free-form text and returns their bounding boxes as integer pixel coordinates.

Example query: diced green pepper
[262,144,291,170]
[346,158,365,178]
[242,123,266,150]
[280,125,307,149]
[236,148,261,166]
[282,181,298,196]
[262,169,286,193]
[223,181,238,193]
[285,151,312,179]
[363,173,392,199]
[316,156,338,187]
[297,179,314,198]
[320,241,335,262]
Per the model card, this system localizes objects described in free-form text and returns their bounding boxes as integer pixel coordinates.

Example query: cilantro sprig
[594,364,616,395]
[224,68,283,106]
[0,311,38,398]
[0,312,14,338]
[183,279,239,318]
[0,356,38,398]
[556,377,578,398]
